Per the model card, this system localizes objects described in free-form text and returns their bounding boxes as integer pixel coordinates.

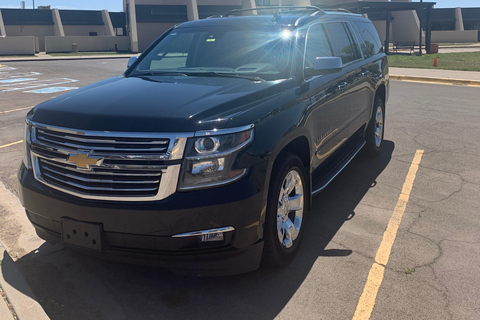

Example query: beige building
[124,0,477,53]
[0,7,128,54]
[1,0,478,55]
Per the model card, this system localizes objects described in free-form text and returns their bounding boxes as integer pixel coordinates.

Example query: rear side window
[323,22,361,64]
[354,21,383,58]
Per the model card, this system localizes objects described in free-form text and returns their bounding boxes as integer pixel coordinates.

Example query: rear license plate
[61,219,104,252]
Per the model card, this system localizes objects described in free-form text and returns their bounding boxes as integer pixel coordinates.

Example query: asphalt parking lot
[1,59,480,319]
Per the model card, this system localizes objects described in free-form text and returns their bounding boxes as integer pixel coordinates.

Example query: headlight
[178,125,254,190]
[22,119,32,170]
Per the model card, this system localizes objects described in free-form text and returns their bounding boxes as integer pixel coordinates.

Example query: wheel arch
[260,131,313,236]
[375,83,387,113]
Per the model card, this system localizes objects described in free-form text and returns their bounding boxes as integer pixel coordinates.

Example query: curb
[0,54,134,63]
[390,74,480,87]
[0,242,50,320]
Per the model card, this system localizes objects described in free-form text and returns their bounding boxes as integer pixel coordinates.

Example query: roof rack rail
[224,6,324,17]
[323,8,352,14]
[205,15,223,19]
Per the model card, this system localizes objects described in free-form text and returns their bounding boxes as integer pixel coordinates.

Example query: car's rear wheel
[263,153,306,266]
[364,96,385,156]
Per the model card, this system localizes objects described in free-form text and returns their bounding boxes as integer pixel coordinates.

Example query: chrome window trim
[172,226,235,238]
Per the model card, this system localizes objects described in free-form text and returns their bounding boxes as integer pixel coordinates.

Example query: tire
[262,152,307,266]
[364,96,385,157]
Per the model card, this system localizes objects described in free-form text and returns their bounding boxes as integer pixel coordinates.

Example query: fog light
[200,232,224,242]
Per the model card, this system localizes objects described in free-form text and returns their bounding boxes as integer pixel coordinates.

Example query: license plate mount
[61,219,104,252]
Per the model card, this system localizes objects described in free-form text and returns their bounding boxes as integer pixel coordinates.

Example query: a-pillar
[127,0,138,53]
[0,10,6,37]
[455,7,464,31]
[186,0,199,21]
[52,8,65,36]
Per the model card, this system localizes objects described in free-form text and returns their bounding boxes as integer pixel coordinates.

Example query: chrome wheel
[374,105,384,148]
[276,170,304,249]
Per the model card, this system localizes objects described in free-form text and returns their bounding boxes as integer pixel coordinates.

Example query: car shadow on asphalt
[3,141,394,320]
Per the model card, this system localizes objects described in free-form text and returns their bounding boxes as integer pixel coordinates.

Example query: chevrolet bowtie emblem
[67,152,103,170]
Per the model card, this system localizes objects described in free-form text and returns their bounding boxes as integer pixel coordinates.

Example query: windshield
[131,25,293,81]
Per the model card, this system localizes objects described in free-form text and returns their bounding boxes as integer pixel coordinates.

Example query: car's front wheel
[262,152,306,266]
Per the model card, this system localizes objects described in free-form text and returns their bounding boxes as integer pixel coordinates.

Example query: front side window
[304,23,333,76]
[323,22,361,64]
[133,25,293,81]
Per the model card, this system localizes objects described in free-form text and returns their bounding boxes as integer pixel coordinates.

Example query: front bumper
[18,163,266,276]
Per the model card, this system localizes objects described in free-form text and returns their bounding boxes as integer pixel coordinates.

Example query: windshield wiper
[185,72,264,81]
[130,71,188,77]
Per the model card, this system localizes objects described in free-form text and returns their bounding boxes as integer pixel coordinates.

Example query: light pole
[419,0,423,55]
[33,0,35,9]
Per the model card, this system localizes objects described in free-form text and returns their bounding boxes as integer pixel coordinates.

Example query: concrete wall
[45,36,130,53]
[4,25,53,51]
[0,36,35,55]
[137,22,176,51]
[431,30,478,43]
[63,25,107,36]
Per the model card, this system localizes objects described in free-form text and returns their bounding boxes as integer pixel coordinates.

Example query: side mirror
[313,57,343,74]
[127,56,138,69]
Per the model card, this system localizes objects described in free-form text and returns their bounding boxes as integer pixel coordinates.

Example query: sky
[0,0,479,12]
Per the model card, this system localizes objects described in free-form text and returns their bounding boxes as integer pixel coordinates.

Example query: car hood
[29,75,288,132]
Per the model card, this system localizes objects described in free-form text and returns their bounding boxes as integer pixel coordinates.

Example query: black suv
[19,7,388,276]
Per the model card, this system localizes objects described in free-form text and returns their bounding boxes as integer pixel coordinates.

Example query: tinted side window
[354,21,383,58]
[304,24,333,75]
[323,22,360,64]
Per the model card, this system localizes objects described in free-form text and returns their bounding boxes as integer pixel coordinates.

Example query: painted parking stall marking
[0,140,23,149]
[0,72,41,80]
[352,150,424,320]
[0,64,78,94]
[0,66,17,71]
[0,78,38,84]
[0,106,33,115]
[27,87,78,94]
[0,78,79,92]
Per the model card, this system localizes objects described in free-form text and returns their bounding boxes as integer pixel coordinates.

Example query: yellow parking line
[0,106,33,115]
[353,150,424,320]
[0,140,23,149]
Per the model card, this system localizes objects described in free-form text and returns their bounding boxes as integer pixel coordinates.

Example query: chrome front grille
[39,158,162,197]
[36,127,170,155]
[30,122,192,201]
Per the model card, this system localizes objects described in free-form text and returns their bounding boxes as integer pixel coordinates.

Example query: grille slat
[42,165,160,185]
[37,135,168,153]
[42,159,161,177]
[38,129,169,145]
[42,172,159,192]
